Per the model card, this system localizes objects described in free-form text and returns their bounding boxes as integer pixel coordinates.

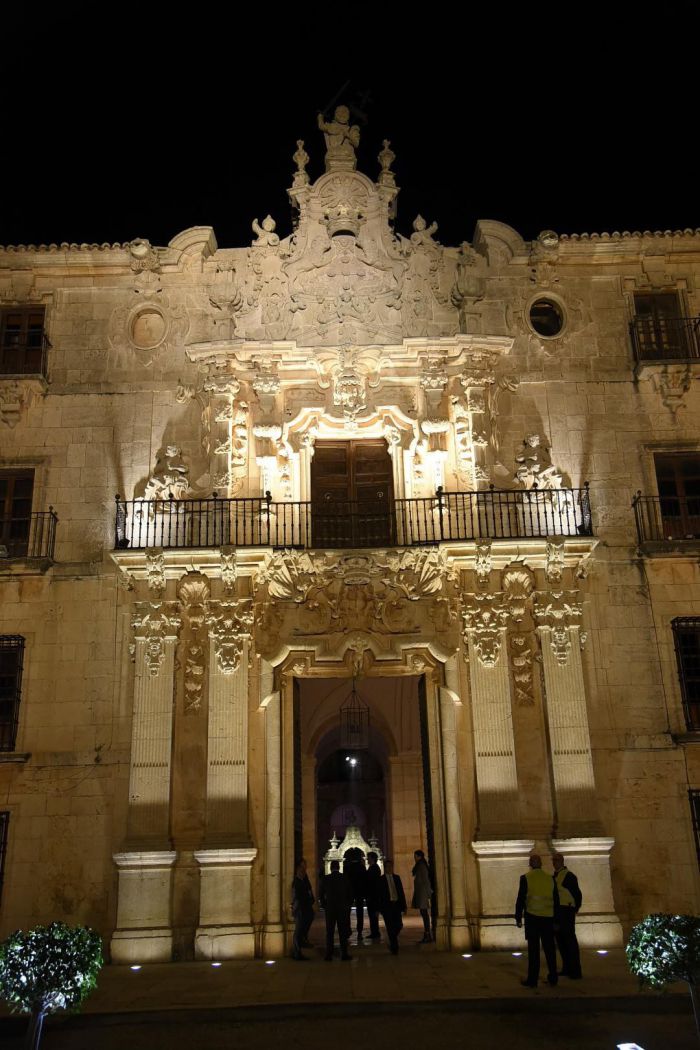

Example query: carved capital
[132,602,182,676]
[462,592,509,667]
[206,599,254,674]
[533,590,583,665]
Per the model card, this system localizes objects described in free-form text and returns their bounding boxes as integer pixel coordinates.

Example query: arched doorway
[296,676,430,906]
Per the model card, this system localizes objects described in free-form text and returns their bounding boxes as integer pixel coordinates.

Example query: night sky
[3,7,697,251]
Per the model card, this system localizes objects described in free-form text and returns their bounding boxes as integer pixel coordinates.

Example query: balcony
[114,486,592,551]
[0,509,58,564]
[633,492,700,552]
[630,315,700,364]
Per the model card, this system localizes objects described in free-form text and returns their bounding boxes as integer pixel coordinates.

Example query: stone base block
[110,850,176,965]
[447,920,472,950]
[195,925,255,959]
[111,926,173,964]
[576,915,624,948]
[477,916,527,950]
[261,923,285,957]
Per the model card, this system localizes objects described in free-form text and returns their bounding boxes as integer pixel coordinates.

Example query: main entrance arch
[258,636,472,956]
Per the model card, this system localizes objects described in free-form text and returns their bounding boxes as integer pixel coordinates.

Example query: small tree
[626,913,700,1040]
[0,922,103,1050]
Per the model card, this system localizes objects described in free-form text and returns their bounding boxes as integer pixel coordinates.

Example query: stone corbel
[146,548,166,597]
[0,377,47,428]
[206,599,254,674]
[132,602,182,676]
[533,590,582,665]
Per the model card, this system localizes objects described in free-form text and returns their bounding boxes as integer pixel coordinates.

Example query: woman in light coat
[411,849,433,943]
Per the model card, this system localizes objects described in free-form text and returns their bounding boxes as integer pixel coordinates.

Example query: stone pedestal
[110,851,177,963]
[552,836,623,947]
[194,848,258,958]
[471,839,534,949]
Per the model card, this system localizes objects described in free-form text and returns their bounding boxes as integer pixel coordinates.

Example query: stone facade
[1,110,699,961]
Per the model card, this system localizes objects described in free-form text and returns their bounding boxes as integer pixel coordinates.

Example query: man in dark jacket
[320,859,352,961]
[291,860,314,961]
[365,851,382,941]
[378,858,407,955]
[552,852,583,979]
[345,855,368,941]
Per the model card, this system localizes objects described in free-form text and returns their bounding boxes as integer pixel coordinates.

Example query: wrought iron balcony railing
[0,509,58,561]
[115,485,592,551]
[630,316,700,363]
[633,492,700,544]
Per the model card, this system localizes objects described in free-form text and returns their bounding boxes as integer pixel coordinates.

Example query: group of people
[291,849,434,961]
[515,852,583,987]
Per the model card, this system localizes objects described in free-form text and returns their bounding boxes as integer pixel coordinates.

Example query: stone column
[439,675,470,948]
[535,590,623,946]
[261,683,284,956]
[534,591,598,832]
[463,594,519,834]
[111,602,181,964]
[195,599,257,959]
[463,592,526,948]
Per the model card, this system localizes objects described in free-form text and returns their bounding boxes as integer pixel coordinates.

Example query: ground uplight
[130,965,141,971]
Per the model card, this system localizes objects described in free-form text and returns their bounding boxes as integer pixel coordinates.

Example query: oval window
[529,298,565,338]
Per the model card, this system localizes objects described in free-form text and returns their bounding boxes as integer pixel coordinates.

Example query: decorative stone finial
[378,139,395,186]
[317,106,360,172]
[292,139,309,188]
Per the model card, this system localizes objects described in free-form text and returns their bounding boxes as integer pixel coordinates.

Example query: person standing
[515,853,559,987]
[378,858,407,955]
[345,855,368,942]
[412,849,433,943]
[320,859,352,961]
[291,860,313,961]
[552,852,583,979]
[299,858,316,948]
[365,851,382,941]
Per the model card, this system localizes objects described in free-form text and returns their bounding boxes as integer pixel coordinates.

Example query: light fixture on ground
[597,949,608,955]
[130,965,141,971]
[461,953,472,959]
[617,1043,646,1050]
[512,951,522,957]
[211,962,222,968]
[265,960,275,965]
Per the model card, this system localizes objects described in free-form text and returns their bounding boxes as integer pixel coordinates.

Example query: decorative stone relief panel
[132,602,182,677]
[108,280,189,366]
[255,548,458,657]
[206,600,254,674]
[177,574,211,714]
[533,590,583,666]
[0,378,46,428]
[462,592,510,667]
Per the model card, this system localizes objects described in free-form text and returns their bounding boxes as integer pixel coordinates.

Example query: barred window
[672,618,700,731]
[0,812,8,903]
[0,636,24,751]
[690,790,700,868]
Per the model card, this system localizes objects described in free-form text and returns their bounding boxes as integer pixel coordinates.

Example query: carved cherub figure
[317,106,360,170]
[411,214,439,248]
[252,215,280,248]
[514,434,562,490]
[144,445,190,500]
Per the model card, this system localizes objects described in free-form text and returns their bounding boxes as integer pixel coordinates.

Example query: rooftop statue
[317,105,360,172]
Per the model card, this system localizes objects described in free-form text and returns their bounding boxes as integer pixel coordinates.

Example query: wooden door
[311,440,395,547]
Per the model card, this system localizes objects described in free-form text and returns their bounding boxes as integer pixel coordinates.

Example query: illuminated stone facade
[1,110,699,961]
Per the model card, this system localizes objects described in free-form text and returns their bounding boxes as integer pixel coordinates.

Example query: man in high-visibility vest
[552,852,583,979]
[515,853,559,987]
